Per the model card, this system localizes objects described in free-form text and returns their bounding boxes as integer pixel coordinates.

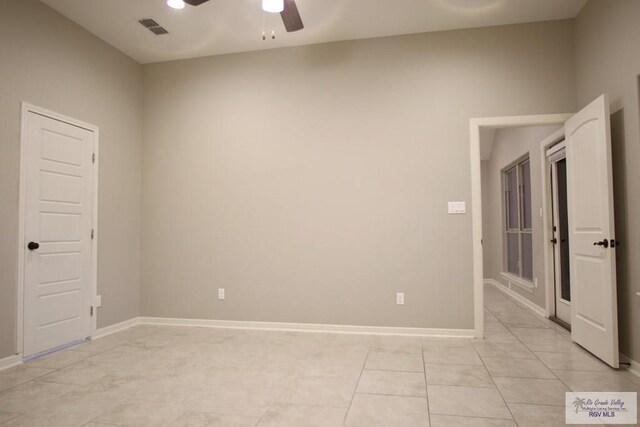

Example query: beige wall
[141,21,577,330]
[0,0,142,358]
[481,126,562,309]
[575,0,640,362]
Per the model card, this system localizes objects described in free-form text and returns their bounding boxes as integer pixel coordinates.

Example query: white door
[23,111,95,358]
[564,94,619,368]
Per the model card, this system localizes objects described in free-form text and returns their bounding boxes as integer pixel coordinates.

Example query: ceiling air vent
[149,26,169,35]
[138,18,169,35]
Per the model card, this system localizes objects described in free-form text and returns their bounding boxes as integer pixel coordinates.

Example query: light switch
[448,201,466,214]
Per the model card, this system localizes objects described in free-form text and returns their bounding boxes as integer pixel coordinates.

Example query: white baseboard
[0,354,22,373]
[485,279,546,318]
[3,316,472,372]
[91,315,474,339]
[620,353,640,378]
[499,272,535,294]
[139,316,474,338]
[93,317,141,339]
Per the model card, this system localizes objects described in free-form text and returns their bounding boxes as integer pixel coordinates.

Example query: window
[503,158,532,281]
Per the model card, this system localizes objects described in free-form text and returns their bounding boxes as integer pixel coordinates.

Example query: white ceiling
[41,0,587,64]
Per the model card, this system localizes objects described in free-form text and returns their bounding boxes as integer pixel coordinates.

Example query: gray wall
[481,126,562,309]
[575,0,640,362]
[141,21,577,330]
[0,0,142,358]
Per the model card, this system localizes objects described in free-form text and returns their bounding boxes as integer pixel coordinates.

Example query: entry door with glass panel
[548,143,571,326]
[23,111,95,358]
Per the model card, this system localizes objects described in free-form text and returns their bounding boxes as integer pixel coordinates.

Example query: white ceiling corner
[480,128,496,161]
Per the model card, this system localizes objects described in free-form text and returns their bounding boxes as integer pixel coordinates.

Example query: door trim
[469,113,572,338]
[17,103,99,356]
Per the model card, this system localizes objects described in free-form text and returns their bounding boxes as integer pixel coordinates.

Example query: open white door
[565,94,619,368]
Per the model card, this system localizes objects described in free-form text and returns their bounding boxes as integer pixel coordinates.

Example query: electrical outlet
[396,292,405,305]
[218,288,225,300]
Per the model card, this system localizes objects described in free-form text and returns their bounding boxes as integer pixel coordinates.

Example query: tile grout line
[6,331,160,425]
[420,345,431,427]
[253,407,269,427]
[353,391,426,399]
[360,367,424,373]
[486,293,585,396]
[474,327,520,426]
[483,297,552,426]
[5,313,630,426]
[340,343,370,427]
[484,290,617,422]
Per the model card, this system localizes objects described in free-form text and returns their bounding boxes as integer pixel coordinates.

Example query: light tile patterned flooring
[0,284,639,426]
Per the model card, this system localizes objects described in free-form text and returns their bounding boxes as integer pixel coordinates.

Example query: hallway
[481,283,640,424]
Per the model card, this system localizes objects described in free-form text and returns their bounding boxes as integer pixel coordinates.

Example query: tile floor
[0,284,638,426]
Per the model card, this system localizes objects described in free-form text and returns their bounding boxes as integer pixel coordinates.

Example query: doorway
[18,104,99,359]
[471,95,620,368]
[547,142,571,328]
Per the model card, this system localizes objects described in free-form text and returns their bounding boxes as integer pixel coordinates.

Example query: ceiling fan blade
[183,0,210,5]
[280,0,304,32]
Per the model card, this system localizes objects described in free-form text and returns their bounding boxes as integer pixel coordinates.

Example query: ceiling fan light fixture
[262,0,284,13]
[167,0,186,9]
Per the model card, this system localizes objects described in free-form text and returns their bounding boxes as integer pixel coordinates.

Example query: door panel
[565,94,618,368]
[40,171,83,203]
[24,111,94,357]
[41,130,84,166]
[40,213,82,242]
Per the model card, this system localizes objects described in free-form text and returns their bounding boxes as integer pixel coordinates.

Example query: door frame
[469,113,572,337]
[539,128,568,319]
[17,102,100,356]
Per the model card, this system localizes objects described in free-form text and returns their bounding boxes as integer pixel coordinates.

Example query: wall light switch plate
[448,201,466,214]
[396,292,405,305]
[218,288,225,300]
[94,295,102,308]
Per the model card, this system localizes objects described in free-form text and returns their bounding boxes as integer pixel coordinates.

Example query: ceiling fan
[178,0,304,32]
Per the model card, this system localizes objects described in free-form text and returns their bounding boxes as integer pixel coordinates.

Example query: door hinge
[90,306,94,316]
[91,229,94,239]
[92,153,95,164]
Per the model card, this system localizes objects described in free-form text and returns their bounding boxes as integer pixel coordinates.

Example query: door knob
[27,242,40,251]
[593,239,609,248]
